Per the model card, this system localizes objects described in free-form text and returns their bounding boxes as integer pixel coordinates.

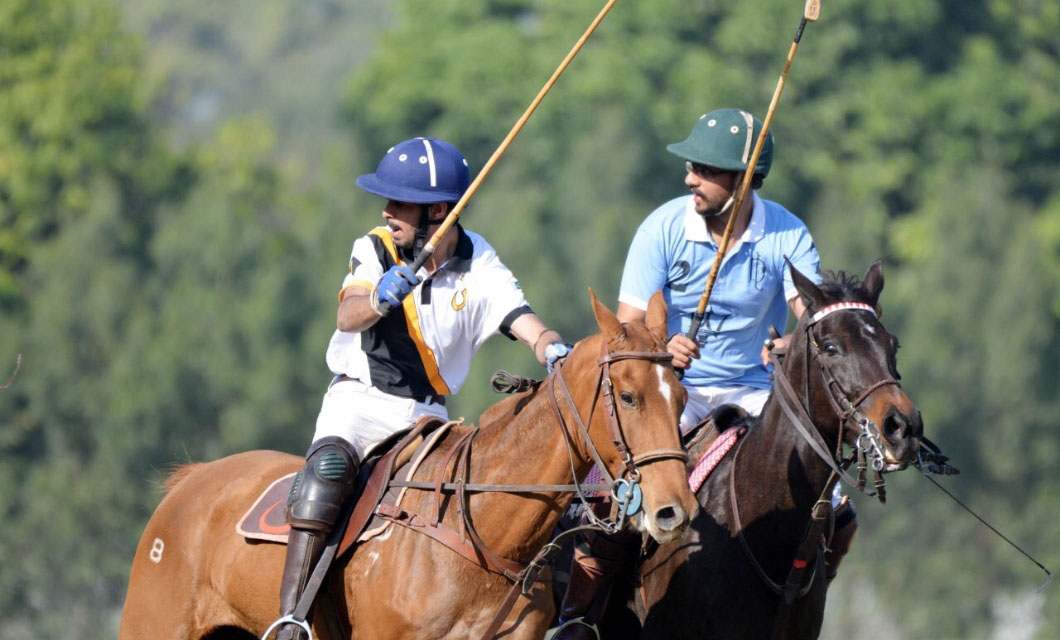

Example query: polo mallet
[685,0,821,341]
[377,0,620,315]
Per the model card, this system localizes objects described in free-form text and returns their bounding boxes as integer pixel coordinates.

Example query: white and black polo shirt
[324,225,532,399]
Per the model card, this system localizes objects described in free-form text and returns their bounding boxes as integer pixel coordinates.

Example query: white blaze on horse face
[655,364,672,404]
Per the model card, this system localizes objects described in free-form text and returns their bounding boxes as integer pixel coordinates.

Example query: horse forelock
[819,269,875,305]
[619,320,667,352]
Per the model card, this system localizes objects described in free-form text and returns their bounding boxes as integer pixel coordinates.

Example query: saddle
[237,416,458,556]
[239,415,529,580]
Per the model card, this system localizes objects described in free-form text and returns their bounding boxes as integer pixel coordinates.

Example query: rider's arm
[615,302,645,324]
[509,313,565,367]
[617,302,698,370]
[336,286,385,333]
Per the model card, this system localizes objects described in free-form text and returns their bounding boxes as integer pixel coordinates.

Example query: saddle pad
[688,426,745,494]
[236,419,459,546]
[236,473,297,542]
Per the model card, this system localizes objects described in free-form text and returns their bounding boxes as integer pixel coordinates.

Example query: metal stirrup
[260,614,314,640]
[553,616,601,640]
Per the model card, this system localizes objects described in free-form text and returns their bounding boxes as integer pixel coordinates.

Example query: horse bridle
[549,337,688,530]
[472,337,690,640]
[771,301,904,501]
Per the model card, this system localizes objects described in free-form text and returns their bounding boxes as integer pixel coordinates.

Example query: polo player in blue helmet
[270,137,571,640]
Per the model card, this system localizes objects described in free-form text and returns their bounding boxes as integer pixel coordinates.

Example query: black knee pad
[286,436,360,531]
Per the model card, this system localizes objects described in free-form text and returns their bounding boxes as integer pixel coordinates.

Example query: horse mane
[818,269,874,304]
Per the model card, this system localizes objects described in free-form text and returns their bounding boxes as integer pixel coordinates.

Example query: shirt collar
[683,192,766,245]
[443,225,474,273]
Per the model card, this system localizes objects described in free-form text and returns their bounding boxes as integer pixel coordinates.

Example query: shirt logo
[749,253,766,291]
[451,288,467,311]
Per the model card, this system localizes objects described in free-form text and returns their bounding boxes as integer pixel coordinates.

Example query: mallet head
[804,0,821,22]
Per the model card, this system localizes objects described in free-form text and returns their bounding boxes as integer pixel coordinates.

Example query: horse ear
[645,291,669,341]
[786,257,827,313]
[589,288,624,341]
[862,259,884,308]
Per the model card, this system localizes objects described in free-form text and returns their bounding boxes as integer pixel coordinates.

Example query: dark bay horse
[599,261,923,639]
[119,291,698,640]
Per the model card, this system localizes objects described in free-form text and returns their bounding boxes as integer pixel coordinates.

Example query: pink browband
[810,302,876,324]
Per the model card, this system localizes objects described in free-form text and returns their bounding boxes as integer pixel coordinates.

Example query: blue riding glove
[544,342,573,372]
[374,265,420,315]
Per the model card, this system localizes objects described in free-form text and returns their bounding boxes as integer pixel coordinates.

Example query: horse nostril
[883,409,906,439]
[883,408,923,442]
[654,505,687,532]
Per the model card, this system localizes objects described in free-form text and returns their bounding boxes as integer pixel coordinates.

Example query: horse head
[559,290,697,544]
[787,260,922,472]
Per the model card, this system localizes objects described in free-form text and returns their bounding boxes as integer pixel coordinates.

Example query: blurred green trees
[0,0,1057,638]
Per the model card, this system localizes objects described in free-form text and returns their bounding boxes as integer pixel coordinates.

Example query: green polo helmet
[667,108,774,181]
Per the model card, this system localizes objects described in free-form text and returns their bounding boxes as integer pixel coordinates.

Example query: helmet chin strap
[701,173,743,219]
[705,194,736,219]
[409,203,453,263]
[404,205,429,263]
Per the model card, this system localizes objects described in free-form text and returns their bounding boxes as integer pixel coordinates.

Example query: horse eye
[619,391,637,407]
[822,342,840,355]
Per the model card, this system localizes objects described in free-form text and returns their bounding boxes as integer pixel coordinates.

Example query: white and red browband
[810,302,877,324]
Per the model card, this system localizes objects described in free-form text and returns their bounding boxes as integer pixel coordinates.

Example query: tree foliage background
[1,0,1057,638]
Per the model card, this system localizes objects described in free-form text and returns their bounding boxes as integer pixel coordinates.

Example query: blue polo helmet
[355,137,471,204]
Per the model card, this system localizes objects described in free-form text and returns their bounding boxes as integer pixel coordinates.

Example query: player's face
[684,162,737,217]
[382,200,422,248]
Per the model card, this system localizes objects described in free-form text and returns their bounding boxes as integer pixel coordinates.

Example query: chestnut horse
[119,291,698,640]
[597,261,924,639]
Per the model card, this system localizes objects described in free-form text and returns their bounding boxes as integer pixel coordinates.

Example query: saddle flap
[236,416,456,550]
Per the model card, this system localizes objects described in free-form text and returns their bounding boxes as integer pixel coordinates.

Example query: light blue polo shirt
[619,193,820,390]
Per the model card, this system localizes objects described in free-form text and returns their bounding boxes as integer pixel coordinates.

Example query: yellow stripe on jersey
[368,228,451,396]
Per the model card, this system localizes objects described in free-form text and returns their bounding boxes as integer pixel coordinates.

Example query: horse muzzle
[879,407,923,470]
[639,500,695,544]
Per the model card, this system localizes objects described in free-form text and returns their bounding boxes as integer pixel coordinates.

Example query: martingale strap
[374,503,526,577]
[728,433,829,602]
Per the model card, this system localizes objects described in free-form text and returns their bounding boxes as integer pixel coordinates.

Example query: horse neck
[741,340,840,518]
[461,345,603,560]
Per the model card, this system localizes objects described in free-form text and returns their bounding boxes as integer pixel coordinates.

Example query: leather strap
[728,435,825,601]
[769,351,865,492]
[375,503,526,577]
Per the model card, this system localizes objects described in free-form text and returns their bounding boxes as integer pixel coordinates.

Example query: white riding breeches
[679,384,770,435]
[311,378,448,459]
